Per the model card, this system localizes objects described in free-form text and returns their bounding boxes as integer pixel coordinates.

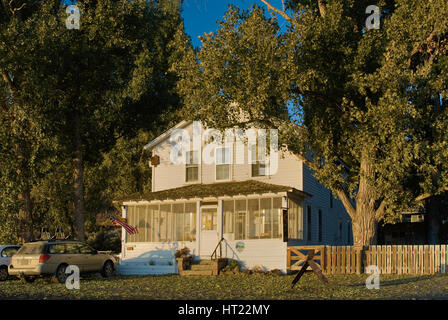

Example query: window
[216,147,231,180]
[307,205,312,241]
[222,197,283,240]
[64,243,80,254]
[272,197,282,239]
[250,144,267,177]
[186,151,199,182]
[1,246,19,257]
[79,244,95,254]
[288,199,303,239]
[201,208,217,231]
[126,203,196,243]
[235,200,247,240]
[184,203,197,241]
[47,244,66,254]
[18,243,44,255]
[318,209,322,242]
[223,200,234,234]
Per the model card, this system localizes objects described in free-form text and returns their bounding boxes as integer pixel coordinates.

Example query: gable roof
[116,180,311,203]
[144,120,192,151]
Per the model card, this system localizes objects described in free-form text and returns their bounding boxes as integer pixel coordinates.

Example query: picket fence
[287,245,448,274]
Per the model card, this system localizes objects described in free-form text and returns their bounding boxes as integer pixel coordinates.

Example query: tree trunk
[426,196,441,244]
[18,190,34,242]
[352,151,378,247]
[73,112,86,241]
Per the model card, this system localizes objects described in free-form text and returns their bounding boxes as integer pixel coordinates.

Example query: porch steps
[181,260,214,276]
[179,258,227,276]
[181,269,214,276]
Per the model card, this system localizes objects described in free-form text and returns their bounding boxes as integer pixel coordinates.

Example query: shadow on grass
[347,275,434,287]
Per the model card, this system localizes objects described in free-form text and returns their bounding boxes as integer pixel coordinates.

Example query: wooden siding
[221,238,288,272]
[151,122,302,192]
[301,164,352,246]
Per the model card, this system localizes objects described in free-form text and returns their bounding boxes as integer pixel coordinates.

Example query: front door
[199,207,219,257]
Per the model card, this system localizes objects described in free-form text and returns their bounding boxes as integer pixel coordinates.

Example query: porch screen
[288,199,303,239]
[222,197,283,240]
[126,202,196,242]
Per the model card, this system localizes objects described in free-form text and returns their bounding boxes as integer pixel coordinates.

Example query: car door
[78,244,103,272]
[63,243,85,272]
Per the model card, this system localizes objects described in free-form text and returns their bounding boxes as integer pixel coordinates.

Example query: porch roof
[116,180,311,203]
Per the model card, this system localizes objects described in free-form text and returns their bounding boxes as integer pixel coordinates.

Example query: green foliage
[86,228,121,253]
[176,1,448,234]
[0,0,190,242]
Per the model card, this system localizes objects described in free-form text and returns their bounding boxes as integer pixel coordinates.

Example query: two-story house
[116,121,352,275]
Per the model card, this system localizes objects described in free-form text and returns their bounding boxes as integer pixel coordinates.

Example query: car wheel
[0,266,8,281]
[55,264,68,284]
[101,261,114,278]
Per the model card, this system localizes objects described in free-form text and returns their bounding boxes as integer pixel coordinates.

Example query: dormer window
[216,146,231,181]
[186,150,199,182]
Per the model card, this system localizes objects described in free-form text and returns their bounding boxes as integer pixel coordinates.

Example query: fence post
[320,246,326,273]
[356,248,362,274]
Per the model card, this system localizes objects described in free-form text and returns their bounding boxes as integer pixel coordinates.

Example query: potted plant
[175,247,193,272]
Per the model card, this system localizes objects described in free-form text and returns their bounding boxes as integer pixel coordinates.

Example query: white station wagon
[0,245,21,281]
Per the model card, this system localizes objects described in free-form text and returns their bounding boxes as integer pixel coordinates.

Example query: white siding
[222,239,288,272]
[151,122,302,191]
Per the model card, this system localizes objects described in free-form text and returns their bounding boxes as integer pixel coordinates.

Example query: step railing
[211,237,225,260]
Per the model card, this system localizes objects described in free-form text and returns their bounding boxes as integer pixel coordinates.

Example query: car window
[47,244,66,254]
[17,244,44,255]
[1,247,20,257]
[64,243,81,254]
[78,244,95,254]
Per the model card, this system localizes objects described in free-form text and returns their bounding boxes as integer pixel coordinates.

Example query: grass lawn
[0,273,447,300]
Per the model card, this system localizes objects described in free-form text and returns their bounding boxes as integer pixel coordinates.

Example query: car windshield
[17,243,44,255]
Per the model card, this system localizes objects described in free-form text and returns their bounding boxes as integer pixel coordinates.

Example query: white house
[116,121,352,275]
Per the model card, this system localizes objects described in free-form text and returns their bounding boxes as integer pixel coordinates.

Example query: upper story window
[216,146,231,181]
[250,144,267,177]
[186,150,199,182]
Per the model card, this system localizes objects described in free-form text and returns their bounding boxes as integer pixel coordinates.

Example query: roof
[116,180,312,203]
[143,120,191,151]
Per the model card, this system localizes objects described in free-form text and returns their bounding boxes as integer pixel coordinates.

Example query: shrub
[87,228,121,253]
[175,247,191,258]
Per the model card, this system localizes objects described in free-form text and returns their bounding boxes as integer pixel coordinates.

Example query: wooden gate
[287,246,324,271]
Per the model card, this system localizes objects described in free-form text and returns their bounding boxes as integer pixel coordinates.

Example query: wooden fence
[287,245,448,275]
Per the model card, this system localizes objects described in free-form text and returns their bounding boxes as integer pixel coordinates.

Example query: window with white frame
[250,143,267,177]
[216,146,231,181]
[186,150,199,182]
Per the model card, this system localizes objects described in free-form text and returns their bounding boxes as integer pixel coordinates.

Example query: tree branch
[259,0,295,23]
[336,187,356,219]
[415,186,448,202]
[9,0,25,16]
[375,199,387,221]
[0,66,17,99]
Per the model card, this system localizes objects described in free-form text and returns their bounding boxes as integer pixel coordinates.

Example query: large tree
[0,0,189,241]
[176,1,448,246]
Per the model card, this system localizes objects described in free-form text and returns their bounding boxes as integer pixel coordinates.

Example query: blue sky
[181,0,288,48]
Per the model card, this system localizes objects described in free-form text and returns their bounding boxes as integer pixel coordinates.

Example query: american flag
[109,215,138,235]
